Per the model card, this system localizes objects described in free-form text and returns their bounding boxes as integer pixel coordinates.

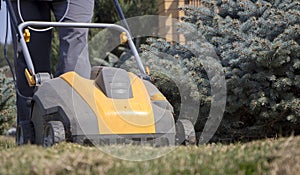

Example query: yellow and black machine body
[32,67,177,146]
[5,0,196,146]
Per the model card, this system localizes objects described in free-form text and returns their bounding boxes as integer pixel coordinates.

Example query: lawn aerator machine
[3,0,196,146]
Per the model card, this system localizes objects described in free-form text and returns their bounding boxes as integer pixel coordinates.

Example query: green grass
[0,136,299,175]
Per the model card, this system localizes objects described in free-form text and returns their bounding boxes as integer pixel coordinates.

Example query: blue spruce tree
[140,0,300,141]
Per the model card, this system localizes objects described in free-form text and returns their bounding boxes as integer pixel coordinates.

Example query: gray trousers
[12,0,94,123]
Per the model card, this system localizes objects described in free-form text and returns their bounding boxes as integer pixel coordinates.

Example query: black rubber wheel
[175,119,196,145]
[43,121,65,147]
[16,121,35,145]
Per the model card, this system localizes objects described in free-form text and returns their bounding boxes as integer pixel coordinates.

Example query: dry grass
[0,135,299,175]
[270,136,300,175]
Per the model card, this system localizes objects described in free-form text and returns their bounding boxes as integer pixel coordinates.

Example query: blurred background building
[158,0,202,42]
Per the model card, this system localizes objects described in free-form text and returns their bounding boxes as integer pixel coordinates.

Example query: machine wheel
[16,121,35,145]
[43,121,65,147]
[175,119,196,145]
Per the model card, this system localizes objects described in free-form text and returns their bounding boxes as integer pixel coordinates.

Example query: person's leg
[11,1,51,123]
[52,0,94,78]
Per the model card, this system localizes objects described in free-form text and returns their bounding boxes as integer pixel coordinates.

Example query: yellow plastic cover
[61,72,156,134]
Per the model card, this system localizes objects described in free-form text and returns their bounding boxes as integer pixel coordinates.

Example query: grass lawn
[0,135,299,175]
